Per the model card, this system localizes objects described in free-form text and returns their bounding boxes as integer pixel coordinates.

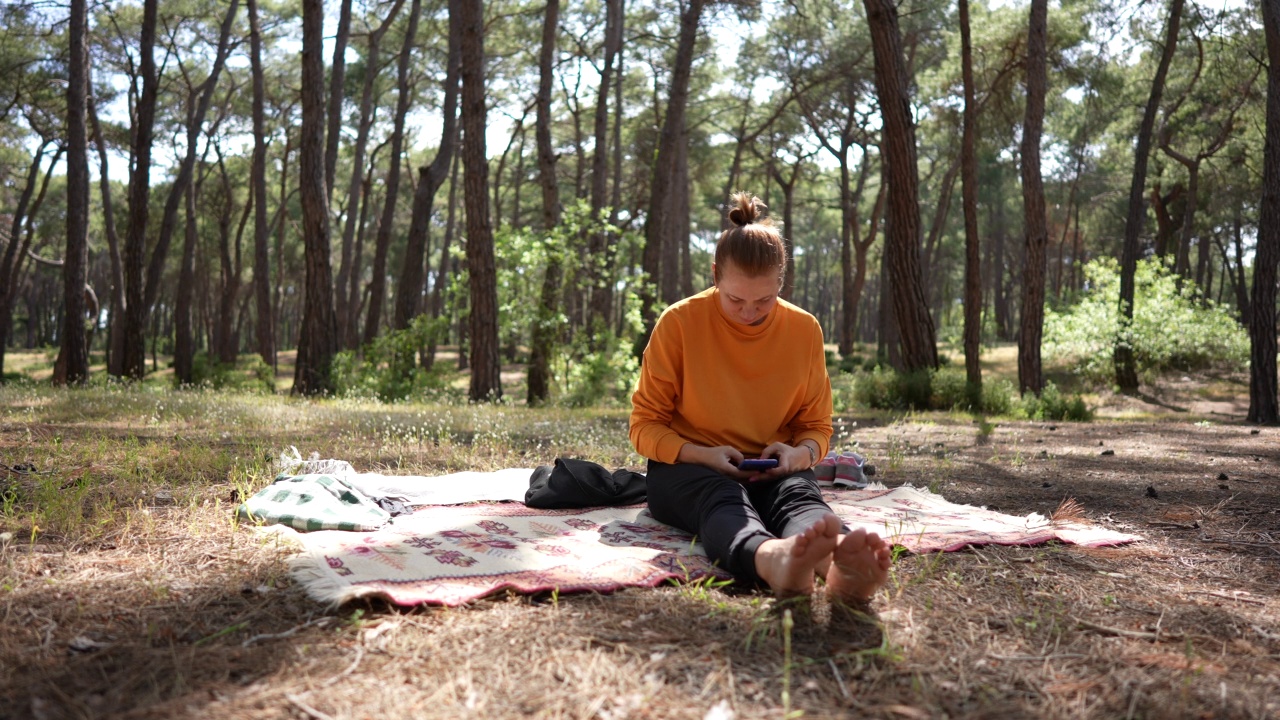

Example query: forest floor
[0,349,1277,719]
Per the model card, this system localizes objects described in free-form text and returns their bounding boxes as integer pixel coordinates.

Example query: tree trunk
[837,153,857,355]
[325,0,353,203]
[1018,0,1048,395]
[143,0,239,320]
[58,0,91,385]
[1116,0,1183,392]
[333,0,405,349]
[460,0,502,401]
[425,153,462,370]
[638,0,705,344]
[216,147,249,364]
[0,142,50,378]
[87,96,128,378]
[394,2,461,332]
[960,0,982,393]
[122,0,159,380]
[1250,0,1280,424]
[585,0,622,336]
[528,0,563,406]
[363,0,423,346]
[293,0,339,396]
[863,0,937,372]
[174,174,199,385]
[248,0,275,370]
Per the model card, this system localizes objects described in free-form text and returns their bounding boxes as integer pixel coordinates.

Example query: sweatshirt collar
[711,286,777,336]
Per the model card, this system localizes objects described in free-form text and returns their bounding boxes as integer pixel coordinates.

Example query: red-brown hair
[714,192,786,284]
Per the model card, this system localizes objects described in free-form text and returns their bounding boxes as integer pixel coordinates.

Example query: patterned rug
[278,486,1140,607]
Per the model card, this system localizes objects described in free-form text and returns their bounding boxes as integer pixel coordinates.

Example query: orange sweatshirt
[630,287,833,464]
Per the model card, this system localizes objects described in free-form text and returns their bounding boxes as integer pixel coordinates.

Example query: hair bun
[727,191,766,227]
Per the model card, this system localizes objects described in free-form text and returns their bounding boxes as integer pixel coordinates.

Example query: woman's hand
[757,441,816,478]
[677,444,754,479]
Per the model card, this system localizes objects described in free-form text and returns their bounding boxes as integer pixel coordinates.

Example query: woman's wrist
[799,441,818,467]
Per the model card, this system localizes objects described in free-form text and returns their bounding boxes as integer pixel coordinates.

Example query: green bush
[1044,258,1248,384]
[979,378,1016,415]
[850,366,1061,417]
[332,315,457,402]
[186,353,275,393]
[562,331,639,408]
[853,367,932,410]
[1017,382,1092,421]
[930,368,969,410]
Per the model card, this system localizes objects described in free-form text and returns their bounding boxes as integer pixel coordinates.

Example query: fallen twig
[828,658,851,701]
[1188,590,1265,606]
[322,645,365,687]
[990,654,1088,661]
[285,693,335,720]
[1075,618,1183,642]
[242,617,329,647]
[1202,537,1280,548]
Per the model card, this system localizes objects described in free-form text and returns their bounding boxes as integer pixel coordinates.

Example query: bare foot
[826,528,892,604]
[753,514,841,597]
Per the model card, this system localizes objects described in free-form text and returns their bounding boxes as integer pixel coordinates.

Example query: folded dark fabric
[525,458,647,509]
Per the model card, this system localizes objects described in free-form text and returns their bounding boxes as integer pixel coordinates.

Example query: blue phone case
[738,458,779,471]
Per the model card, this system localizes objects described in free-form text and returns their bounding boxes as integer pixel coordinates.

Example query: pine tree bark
[1018,0,1048,395]
[1250,0,1280,424]
[140,0,239,358]
[58,0,91,385]
[459,0,502,401]
[335,0,405,348]
[960,0,983,394]
[1116,0,1183,392]
[585,0,623,335]
[248,0,275,370]
[122,0,159,380]
[215,147,249,364]
[293,0,339,396]
[424,154,462,369]
[174,175,199,385]
[638,0,705,344]
[527,0,563,406]
[863,0,937,372]
[325,0,354,203]
[394,0,461,331]
[364,0,423,346]
[0,142,51,378]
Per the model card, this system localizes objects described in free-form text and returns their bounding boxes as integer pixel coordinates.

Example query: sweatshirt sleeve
[787,319,834,458]
[629,312,691,464]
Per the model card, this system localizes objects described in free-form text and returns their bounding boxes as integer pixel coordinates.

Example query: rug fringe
[254,525,379,607]
[286,553,375,608]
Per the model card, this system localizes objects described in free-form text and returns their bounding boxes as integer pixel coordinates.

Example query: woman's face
[714,261,781,326]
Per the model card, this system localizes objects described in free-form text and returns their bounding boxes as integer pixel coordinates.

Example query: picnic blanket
[254,469,1141,607]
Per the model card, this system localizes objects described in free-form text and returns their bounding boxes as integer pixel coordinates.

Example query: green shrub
[853,367,932,410]
[332,315,457,402]
[849,366,1050,418]
[853,366,900,409]
[1044,258,1248,384]
[185,353,274,393]
[1018,382,1092,421]
[979,378,1016,415]
[562,331,639,408]
[930,368,970,410]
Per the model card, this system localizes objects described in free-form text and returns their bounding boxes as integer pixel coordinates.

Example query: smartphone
[737,458,779,471]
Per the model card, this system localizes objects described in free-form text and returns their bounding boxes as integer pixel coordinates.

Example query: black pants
[645,460,843,586]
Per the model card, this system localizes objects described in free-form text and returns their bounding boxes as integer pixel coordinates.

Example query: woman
[630,192,891,603]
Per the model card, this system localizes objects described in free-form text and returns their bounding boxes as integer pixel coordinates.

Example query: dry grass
[1,377,1278,720]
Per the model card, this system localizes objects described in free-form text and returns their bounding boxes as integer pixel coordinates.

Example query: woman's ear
[710,261,719,285]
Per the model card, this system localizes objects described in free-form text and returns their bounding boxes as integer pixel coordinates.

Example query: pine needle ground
[1,379,1277,719]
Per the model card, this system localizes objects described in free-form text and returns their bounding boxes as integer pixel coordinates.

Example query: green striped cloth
[237,473,391,532]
